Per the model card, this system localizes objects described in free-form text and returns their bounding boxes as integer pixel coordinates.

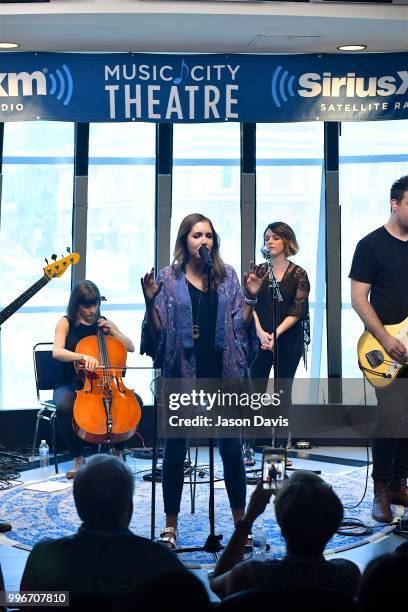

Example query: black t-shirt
[21,526,186,598]
[188,281,223,378]
[349,226,408,325]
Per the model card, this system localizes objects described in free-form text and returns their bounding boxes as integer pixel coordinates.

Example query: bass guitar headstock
[43,249,80,279]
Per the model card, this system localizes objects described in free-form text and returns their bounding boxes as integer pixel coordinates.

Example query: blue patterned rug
[0,456,402,566]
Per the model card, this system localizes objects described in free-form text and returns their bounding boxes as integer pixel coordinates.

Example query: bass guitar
[0,251,80,326]
[357,317,408,388]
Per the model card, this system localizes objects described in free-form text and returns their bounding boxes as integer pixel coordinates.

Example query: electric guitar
[357,317,408,388]
[0,251,80,327]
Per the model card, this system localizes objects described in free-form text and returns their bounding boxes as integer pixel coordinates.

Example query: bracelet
[244,295,258,306]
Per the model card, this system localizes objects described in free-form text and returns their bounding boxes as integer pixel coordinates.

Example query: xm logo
[271,65,296,108]
[0,64,74,106]
[271,66,408,107]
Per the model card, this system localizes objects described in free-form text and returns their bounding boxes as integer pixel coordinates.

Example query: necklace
[272,261,291,281]
[189,281,204,340]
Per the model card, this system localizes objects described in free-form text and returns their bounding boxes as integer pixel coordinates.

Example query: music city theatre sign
[1,52,408,122]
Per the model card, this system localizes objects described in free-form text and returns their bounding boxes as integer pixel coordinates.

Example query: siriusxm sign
[298,71,408,98]
[0,51,408,122]
[271,65,408,108]
[0,63,73,116]
[0,71,47,97]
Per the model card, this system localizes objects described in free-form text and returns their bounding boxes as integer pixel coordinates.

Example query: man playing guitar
[350,175,408,523]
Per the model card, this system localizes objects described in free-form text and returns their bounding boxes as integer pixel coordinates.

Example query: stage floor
[0,445,406,596]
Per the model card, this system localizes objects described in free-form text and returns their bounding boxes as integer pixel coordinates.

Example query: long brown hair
[172,213,226,288]
[66,280,101,325]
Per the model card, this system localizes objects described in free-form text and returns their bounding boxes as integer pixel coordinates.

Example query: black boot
[389,478,408,507]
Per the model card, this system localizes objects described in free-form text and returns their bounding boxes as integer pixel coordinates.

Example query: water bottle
[252,520,267,560]
[39,439,49,467]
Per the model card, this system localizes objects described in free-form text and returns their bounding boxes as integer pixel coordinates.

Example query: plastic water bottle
[39,439,49,467]
[252,520,267,560]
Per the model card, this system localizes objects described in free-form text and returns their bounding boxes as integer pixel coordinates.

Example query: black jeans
[248,338,302,447]
[250,342,302,385]
[162,437,246,515]
[53,382,126,458]
[372,370,408,483]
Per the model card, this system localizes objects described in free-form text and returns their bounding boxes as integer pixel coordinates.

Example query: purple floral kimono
[141,264,258,379]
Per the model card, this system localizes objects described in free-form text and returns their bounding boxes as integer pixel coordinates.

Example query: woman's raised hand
[141,268,163,304]
[243,261,268,299]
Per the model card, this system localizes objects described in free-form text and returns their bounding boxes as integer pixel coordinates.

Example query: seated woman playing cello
[53,280,135,479]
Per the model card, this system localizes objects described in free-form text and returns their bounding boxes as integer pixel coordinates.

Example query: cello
[72,325,141,445]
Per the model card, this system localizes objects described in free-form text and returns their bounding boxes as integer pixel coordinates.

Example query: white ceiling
[0,0,407,54]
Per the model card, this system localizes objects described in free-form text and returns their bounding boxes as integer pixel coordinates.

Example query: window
[172,123,241,273]
[0,122,74,409]
[87,123,156,403]
[256,122,325,382]
[340,119,408,385]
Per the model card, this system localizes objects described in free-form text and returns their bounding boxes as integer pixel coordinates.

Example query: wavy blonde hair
[172,213,226,289]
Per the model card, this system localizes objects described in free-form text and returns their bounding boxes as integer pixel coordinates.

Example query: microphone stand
[204,260,223,553]
[175,254,223,557]
[264,252,283,447]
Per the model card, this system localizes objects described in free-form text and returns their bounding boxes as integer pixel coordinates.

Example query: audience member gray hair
[73,455,134,529]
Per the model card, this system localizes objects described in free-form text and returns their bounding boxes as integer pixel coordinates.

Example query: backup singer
[350,175,408,522]
[250,222,310,435]
[53,280,135,479]
[141,213,265,549]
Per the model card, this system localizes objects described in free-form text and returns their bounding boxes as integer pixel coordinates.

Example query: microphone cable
[337,376,372,537]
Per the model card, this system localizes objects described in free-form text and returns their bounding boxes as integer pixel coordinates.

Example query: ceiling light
[0,42,20,49]
[337,45,367,51]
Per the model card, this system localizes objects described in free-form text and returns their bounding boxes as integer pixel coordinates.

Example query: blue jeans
[162,437,246,515]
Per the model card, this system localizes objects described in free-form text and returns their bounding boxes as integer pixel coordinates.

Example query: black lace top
[255,263,310,365]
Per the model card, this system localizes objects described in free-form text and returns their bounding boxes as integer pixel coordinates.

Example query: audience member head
[73,455,134,530]
[274,471,343,555]
[118,570,209,612]
[358,552,408,610]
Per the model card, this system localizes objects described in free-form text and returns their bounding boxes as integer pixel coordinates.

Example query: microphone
[261,246,271,260]
[198,244,213,268]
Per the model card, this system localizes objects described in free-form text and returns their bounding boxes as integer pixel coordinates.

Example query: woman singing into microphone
[250,222,310,442]
[141,213,266,549]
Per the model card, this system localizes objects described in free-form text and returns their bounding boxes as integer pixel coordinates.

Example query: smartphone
[262,448,286,490]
